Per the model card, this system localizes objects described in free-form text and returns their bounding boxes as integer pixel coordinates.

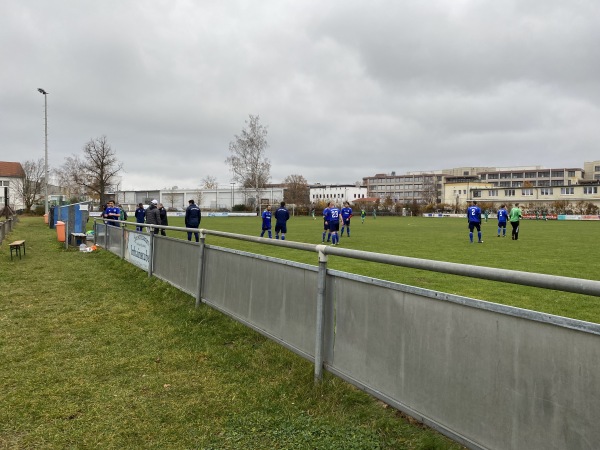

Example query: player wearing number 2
[467,201,483,244]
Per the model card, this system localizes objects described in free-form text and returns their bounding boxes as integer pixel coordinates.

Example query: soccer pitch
[152,214,600,323]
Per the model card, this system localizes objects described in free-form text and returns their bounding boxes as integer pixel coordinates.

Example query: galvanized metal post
[121,225,126,259]
[314,245,328,383]
[148,231,154,278]
[195,229,207,308]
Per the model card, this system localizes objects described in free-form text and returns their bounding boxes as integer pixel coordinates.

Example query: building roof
[0,161,25,178]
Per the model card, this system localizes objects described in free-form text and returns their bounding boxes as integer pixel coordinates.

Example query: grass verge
[1,217,461,449]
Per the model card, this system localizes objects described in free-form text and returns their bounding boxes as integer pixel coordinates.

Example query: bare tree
[283,174,309,208]
[421,175,439,205]
[163,186,179,209]
[225,114,270,212]
[201,175,218,189]
[14,159,44,212]
[60,136,123,206]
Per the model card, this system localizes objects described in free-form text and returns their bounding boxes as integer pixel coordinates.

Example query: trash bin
[56,221,66,242]
[44,213,48,224]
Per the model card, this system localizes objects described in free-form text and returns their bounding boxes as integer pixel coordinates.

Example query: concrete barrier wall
[96,220,600,450]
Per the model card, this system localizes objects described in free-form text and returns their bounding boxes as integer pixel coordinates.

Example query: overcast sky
[2,0,599,190]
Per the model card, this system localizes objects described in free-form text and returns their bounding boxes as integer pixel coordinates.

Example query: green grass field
[1,215,598,448]
[1,217,463,449]
[156,214,600,324]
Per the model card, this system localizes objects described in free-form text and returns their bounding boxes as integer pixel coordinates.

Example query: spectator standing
[274,201,290,240]
[467,200,483,243]
[118,204,128,227]
[134,203,145,231]
[145,200,161,235]
[361,209,366,223]
[260,205,272,238]
[158,203,168,236]
[185,199,202,242]
[509,203,523,240]
[105,200,120,227]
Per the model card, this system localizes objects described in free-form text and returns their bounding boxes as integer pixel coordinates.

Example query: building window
[473,190,481,198]
[561,187,574,195]
[487,173,499,179]
[1,181,8,186]
[550,180,562,186]
[551,171,564,177]
[512,181,523,188]
[488,190,498,197]
[505,189,516,196]
[522,189,534,196]
[594,165,600,172]
[584,186,598,194]
[512,173,523,178]
[524,172,536,178]
[538,171,550,177]
[568,171,575,177]
[499,181,511,187]
[540,188,553,195]
[500,173,511,179]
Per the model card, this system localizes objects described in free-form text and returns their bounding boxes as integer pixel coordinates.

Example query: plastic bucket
[56,221,66,242]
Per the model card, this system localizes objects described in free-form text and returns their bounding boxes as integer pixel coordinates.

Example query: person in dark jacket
[145,200,161,235]
[134,203,146,231]
[185,199,201,242]
[158,203,168,236]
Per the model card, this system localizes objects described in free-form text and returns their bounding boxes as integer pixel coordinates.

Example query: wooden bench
[9,240,25,260]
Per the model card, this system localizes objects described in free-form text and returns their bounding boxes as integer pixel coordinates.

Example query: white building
[309,183,368,205]
[114,185,285,211]
[0,161,25,211]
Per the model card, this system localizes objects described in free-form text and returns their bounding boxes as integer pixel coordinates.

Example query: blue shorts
[275,223,287,234]
[329,222,340,232]
[468,221,481,232]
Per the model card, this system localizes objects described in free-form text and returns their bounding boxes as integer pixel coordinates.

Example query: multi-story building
[366,160,600,212]
[362,171,445,205]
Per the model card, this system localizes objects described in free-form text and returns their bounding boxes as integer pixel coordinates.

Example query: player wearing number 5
[467,201,483,244]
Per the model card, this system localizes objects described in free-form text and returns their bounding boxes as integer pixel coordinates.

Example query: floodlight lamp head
[37,88,47,95]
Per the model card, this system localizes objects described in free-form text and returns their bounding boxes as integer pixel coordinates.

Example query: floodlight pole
[37,88,49,215]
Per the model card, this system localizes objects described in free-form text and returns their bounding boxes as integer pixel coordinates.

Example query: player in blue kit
[322,205,331,243]
[260,205,272,238]
[340,201,353,237]
[325,202,341,245]
[274,202,289,240]
[467,200,483,243]
[497,204,508,237]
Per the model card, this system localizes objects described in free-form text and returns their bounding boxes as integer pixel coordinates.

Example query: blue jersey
[341,207,353,220]
[105,206,120,225]
[274,207,289,224]
[261,210,272,229]
[322,207,330,222]
[326,207,341,224]
[467,205,481,223]
[497,208,508,223]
